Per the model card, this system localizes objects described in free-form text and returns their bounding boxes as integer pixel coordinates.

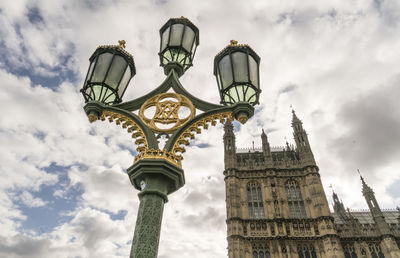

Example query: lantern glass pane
[224,94,231,104]
[91,85,103,101]
[103,89,116,104]
[232,52,248,83]
[218,54,233,89]
[118,66,131,96]
[86,59,96,83]
[249,56,259,88]
[245,87,257,102]
[92,52,113,82]
[161,27,170,51]
[228,87,239,103]
[191,44,197,60]
[170,24,184,46]
[182,26,195,52]
[236,85,245,101]
[105,55,127,89]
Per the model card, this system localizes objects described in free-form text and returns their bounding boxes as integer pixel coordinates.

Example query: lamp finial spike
[118,40,126,49]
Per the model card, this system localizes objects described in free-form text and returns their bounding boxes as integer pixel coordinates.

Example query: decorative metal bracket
[84,69,254,168]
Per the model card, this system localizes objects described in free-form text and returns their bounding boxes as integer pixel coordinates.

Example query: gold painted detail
[100,110,148,154]
[171,111,233,161]
[139,93,195,134]
[135,149,182,168]
[88,113,98,123]
[237,114,248,124]
[215,42,256,59]
[118,40,126,49]
[96,43,133,59]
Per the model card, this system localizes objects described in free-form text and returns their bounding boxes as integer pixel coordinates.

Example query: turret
[223,120,236,169]
[360,171,390,235]
[261,129,273,166]
[332,191,349,220]
[291,110,315,165]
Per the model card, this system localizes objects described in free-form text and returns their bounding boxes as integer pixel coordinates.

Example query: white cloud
[15,191,47,208]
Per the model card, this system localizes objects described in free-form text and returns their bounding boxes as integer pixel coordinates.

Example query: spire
[358,169,391,235]
[261,128,271,158]
[291,110,315,165]
[261,128,267,137]
[358,169,373,194]
[285,140,290,151]
[292,109,301,124]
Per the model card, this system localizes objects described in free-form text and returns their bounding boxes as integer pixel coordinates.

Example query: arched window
[344,244,358,258]
[361,248,367,258]
[285,180,306,218]
[252,245,270,258]
[253,250,258,258]
[297,244,317,258]
[247,181,265,219]
[369,244,385,258]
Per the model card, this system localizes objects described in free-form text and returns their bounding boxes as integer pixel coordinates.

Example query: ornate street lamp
[81,17,261,258]
[214,40,261,108]
[81,40,136,106]
[159,17,199,76]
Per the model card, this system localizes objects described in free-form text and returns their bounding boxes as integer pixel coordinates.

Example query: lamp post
[80,17,261,258]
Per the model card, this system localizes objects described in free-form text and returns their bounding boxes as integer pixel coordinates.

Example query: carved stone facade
[223,111,400,258]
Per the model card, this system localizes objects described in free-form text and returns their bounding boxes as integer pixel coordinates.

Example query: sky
[0,0,400,257]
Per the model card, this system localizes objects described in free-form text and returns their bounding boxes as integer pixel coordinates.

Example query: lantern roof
[159,16,199,45]
[214,40,260,75]
[90,40,136,74]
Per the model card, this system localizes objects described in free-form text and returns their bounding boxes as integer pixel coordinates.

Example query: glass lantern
[214,40,261,106]
[81,40,136,105]
[159,17,199,76]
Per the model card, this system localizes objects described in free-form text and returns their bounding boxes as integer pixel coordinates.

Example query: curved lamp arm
[114,70,223,112]
[164,102,254,165]
[83,101,159,151]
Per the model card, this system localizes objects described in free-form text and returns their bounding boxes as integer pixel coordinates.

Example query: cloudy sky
[1,0,400,257]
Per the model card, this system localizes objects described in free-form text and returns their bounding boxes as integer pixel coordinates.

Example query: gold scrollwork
[100,110,148,154]
[134,149,183,168]
[171,111,233,162]
[139,93,195,134]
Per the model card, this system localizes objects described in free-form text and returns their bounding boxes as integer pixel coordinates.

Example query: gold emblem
[139,93,195,133]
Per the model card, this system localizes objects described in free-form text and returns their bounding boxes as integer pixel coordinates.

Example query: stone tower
[223,111,400,258]
[223,111,344,258]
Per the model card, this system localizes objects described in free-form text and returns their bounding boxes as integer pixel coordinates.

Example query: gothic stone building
[223,111,400,258]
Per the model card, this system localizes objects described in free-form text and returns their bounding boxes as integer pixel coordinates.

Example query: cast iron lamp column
[80,17,262,258]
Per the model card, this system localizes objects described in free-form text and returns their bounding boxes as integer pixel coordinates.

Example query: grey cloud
[182,207,225,229]
[0,235,51,258]
[278,83,298,94]
[184,190,207,206]
[330,77,400,172]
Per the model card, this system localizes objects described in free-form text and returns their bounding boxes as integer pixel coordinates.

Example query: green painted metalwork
[81,26,259,256]
[84,101,158,149]
[115,70,222,112]
[130,191,165,258]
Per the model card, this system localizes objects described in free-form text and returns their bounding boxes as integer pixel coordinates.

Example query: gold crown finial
[180,16,185,19]
[118,40,126,49]
[230,40,238,46]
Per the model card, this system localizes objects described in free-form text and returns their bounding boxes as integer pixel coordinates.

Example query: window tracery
[252,244,270,258]
[247,181,265,219]
[285,180,306,218]
[297,244,317,258]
